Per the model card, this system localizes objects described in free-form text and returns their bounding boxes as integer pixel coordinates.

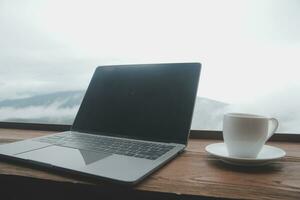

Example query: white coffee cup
[223,113,279,158]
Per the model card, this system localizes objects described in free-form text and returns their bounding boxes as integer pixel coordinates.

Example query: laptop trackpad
[16,146,112,170]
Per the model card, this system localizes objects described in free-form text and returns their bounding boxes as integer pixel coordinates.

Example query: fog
[0,104,79,124]
[0,88,298,133]
[0,90,83,123]
[191,86,300,133]
[223,86,300,133]
[0,0,300,133]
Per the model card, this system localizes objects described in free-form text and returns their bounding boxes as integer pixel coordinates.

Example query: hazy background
[0,0,299,133]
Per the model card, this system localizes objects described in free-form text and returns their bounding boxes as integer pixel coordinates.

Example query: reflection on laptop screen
[72,63,201,144]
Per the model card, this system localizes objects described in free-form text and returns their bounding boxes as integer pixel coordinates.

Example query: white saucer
[205,143,286,166]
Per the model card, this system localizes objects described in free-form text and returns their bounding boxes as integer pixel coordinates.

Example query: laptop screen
[72,63,201,144]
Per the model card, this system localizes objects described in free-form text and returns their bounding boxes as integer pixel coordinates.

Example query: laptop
[0,63,201,185]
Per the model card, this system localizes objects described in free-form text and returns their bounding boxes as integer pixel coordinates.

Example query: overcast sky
[0,0,300,103]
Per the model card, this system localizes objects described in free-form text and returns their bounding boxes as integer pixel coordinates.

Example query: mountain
[0,91,84,124]
[191,97,228,130]
[0,91,84,109]
[0,91,228,128]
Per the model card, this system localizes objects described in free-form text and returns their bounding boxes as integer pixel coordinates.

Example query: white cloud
[221,85,300,133]
[0,0,299,132]
[0,101,79,124]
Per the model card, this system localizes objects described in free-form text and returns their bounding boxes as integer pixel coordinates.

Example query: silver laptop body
[0,63,201,185]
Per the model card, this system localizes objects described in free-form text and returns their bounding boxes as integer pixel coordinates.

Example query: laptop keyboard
[35,132,175,160]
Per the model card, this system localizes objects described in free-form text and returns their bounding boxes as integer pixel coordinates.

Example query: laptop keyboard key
[35,132,175,160]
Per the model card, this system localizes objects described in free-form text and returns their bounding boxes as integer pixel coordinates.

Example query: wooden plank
[0,128,299,199]
[137,141,300,199]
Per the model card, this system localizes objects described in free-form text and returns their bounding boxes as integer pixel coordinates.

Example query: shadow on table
[206,156,283,174]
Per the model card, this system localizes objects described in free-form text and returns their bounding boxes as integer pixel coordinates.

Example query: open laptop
[0,63,201,185]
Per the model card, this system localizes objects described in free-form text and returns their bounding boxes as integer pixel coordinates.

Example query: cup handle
[266,118,279,141]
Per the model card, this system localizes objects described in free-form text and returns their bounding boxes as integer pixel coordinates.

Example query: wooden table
[0,128,299,200]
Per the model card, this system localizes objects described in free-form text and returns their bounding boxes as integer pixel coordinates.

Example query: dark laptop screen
[72,63,201,144]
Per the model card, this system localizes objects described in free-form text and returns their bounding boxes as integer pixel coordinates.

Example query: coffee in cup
[223,113,279,158]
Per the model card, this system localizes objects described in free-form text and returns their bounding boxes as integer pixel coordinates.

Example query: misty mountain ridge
[0,91,85,109]
[0,90,227,128]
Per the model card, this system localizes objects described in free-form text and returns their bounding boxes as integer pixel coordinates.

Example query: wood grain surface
[0,128,299,200]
